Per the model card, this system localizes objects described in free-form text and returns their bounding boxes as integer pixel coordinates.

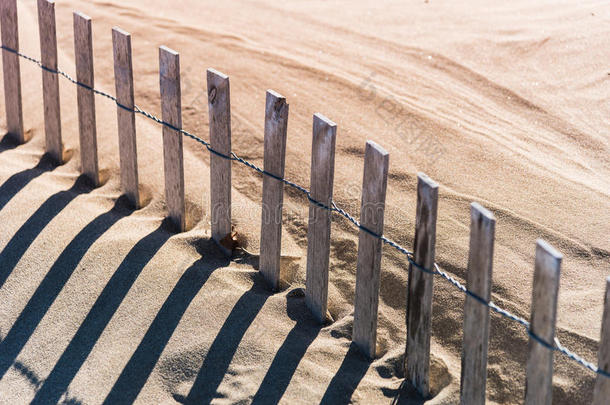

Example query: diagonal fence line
[2,44,608,379]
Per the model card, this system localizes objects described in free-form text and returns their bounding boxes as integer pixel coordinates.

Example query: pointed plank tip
[417,172,438,190]
[73,10,91,21]
[112,26,130,37]
[266,89,286,101]
[159,45,179,56]
[471,202,495,223]
[314,113,336,128]
[207,67,228,80]
[536,239,563,261]
[366,140,388,157]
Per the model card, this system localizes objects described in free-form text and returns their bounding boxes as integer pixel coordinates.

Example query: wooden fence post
[524,239,562,405]
[305,113,337,324]
[406,173,438,397]
[593,277,610,405]
[207,68,231,244]
[460,202,495,405]
[73,11,99,186]
[37,0,63,163]
[159,46,185,231]
[0,0,24,143]
[353,140,389,359]
[259,90,289,291]
[112,27,140,208]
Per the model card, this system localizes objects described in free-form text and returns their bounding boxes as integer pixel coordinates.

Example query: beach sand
[0,0,608,403]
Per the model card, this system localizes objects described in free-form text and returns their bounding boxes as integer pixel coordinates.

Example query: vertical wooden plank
[524,239,562,405]
[112,27,139,208]
[460,202,495,405]
[593,277,610,405]
[73,11,99,186]
[259,90,289,290]
[160,46,185,231]
[0,0,24,142]
[352,140,389,359]
[305,113,337,323]
[37,0,63,163]
[207,68,231,243]
[406,173,439,397]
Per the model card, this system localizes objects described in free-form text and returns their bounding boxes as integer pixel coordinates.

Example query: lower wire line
[2,44,608,379]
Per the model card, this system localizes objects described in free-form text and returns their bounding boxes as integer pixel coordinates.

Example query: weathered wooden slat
[524,240,562,405]
[353,140,389,359]
[38,0,63,163]
[406,173,439,398]
[305,113,337,324]
[207,68,231,244]
[0,0,24,142]
[112,27,139,208]
[460,202,495,405]
[159,46,185,231]
[73,11,99,186]
[259,90,289,291]
[593,277,610,405]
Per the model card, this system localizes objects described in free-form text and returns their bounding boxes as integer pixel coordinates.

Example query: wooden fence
[1,0,609,403]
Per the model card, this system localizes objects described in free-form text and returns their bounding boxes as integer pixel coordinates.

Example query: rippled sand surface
[0,1,608,403]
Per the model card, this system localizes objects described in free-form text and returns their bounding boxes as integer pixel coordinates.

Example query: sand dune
[0,0,608,403]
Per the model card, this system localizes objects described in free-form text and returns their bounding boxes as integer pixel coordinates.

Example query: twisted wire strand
[2,44,608,379]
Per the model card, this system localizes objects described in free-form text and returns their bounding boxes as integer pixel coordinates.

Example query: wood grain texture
[593,277,610,405]
[305,113,337,323]
[207,68,231,243]
[112,27,139,208]
[460,202,495,405]
[160,46,185,231]
[0,0,24,142]
[73,11,99,186]
[259,90,289,291]
[38,0,63,163]
[406,173,439,397]
[524,239,562,405]
[353,140,389,359]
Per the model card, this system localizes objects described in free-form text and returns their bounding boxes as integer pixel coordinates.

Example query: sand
[0,0,608,403]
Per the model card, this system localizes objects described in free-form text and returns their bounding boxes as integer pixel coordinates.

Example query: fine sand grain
[0,0,608,404]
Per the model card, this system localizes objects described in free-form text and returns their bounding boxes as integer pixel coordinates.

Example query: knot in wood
[208,86,217,103]
[273,99,285,115]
